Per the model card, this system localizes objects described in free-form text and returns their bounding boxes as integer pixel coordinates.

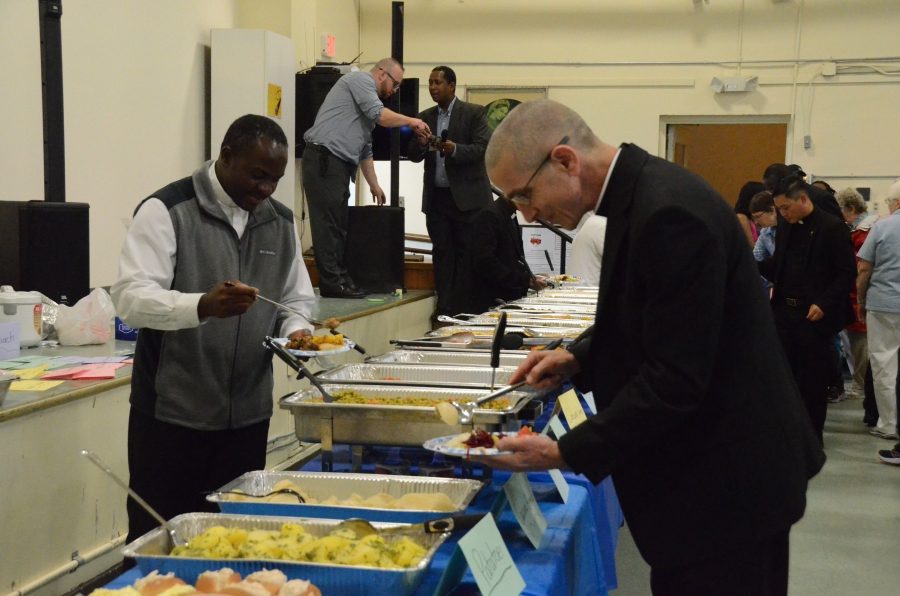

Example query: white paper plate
[274,337,356,358]
[423,433,513,457]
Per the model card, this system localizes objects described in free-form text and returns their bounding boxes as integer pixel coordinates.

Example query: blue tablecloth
[108,481,610,596]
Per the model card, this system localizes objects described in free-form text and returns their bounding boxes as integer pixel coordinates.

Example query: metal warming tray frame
[208,471,483,523]
[315,363,520,388]
[366,350,530,368]
[121,512,448,596]
[280,384,540,470]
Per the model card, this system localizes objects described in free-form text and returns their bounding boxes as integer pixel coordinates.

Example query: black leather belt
[785,298,807,307]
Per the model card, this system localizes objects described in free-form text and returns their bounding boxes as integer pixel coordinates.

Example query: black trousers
[302,145,356,292]
[426,187,479,316]
[650,529,790,596]
[125,408,269,542]
[774,304,836,443]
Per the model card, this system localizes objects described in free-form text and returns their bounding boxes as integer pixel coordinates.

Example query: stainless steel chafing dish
[316,363,521,388]
[426,325,584,339]
[366,350,530,368]
[280,384,540,470]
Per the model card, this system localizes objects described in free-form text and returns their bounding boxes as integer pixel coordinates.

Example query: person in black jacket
[459,196,536,314]
[475,100,825,596]
[758,173,858,442]
[408,66,493,318]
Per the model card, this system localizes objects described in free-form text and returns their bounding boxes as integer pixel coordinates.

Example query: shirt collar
[593,147,622,213]
[438,97,457,117]
[209,162,239,210]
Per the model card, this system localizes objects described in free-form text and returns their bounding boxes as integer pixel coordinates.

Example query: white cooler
[0,287,43,347]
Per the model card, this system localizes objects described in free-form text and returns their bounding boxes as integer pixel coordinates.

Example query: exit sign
[321,34,335,58]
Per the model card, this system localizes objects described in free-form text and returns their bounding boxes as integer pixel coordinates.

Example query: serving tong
[81,450,187,549]
[264,336,335,403]
[335,513,486,539]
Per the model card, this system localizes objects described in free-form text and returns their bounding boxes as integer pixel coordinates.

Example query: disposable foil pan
[280,384,537,445]
[316,363,519,388]
[366,350,529,368]
[493,304,596,314]
[463,316,591,328]
[208,471,482,523]
[426,325,584,339]
[512,296,597,305]
[121,512,448,596]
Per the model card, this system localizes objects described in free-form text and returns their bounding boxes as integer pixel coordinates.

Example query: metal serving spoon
[81,450,187,548]
[335,513,486,539]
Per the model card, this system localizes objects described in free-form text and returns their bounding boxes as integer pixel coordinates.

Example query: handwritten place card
[582,390,598,415]
[0,323,21,361]
[13,364,49,380]
[504,472,548,549]
[539,414,570,503]
[457,514,526,596]
[558,389,588,429]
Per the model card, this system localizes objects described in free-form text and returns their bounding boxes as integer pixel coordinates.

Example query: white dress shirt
[111,163,315,336]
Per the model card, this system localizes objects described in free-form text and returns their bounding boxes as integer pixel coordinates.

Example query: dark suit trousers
[125,408,269,542]
[650,529,789,596]
[301,145,355,292]
[774,304,835,442]
[427,187,478,315]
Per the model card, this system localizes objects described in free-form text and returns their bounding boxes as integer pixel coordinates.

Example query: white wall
[358,0,900,231]
[0,0,240,289]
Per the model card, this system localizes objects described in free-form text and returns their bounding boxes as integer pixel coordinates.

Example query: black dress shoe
[320,285,367,299]
[347,283,371,295]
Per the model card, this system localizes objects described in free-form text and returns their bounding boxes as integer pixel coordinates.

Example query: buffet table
[106,479,610,596]
[0,291,435,596]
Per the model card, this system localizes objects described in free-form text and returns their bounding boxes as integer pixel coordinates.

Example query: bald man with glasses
[475,100,825,596]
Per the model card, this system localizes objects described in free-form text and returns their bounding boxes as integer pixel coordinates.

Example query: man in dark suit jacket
[476,100,825,595]
[758,175,857,442]
[460,196,534,313]
[408,66,492,318]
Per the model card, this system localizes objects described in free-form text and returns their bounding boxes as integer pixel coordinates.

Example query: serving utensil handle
[423,513,486,534]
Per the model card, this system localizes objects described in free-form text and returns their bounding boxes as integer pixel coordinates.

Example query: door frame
[658,114,792,161]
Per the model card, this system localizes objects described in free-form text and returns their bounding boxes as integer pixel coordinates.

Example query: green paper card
[504,472,548,549]
[458,514,526,596]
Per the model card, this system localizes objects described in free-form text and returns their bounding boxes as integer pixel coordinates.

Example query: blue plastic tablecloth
[108,481,608,596]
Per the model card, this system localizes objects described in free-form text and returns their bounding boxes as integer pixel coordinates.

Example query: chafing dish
[366,350,529,368]
[208,471,483,523]
[122,512,448,596]
[316,363,520,388]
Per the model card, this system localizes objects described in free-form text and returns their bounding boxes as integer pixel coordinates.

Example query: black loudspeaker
[344,206,405,293]
[295,72,343,155]
[0,201,90,305]
[372,78,419,161]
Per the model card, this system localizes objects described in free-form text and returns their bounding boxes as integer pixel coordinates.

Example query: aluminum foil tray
[474,311,594,321]
[463,316,590,328]
[122,512,448,596]
[512,296,598,305]
[492,304,596,314]
[316,363,519,388]
[280,384,538,445]
[426,325,584,339]
[367,350,529,368]
[424,325,529,338]
[208,471,482,523]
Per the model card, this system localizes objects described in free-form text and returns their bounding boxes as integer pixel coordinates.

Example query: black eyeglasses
[508,136,570,206]
[380,68,401,92]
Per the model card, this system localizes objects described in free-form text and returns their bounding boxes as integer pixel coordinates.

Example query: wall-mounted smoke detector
[710,76,758,93]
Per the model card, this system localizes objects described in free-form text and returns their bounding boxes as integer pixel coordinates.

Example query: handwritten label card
[558,389,588,428]
[457,514,526,596]
[582,390,598,415]
[504,472,548,549]
[0,323,20,361]
[539,415,570,503]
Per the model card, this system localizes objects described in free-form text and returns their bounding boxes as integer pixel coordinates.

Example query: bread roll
[245,570,287,596]
[195,568,241,593]
[220,581,271,596]
[135,572,188,596]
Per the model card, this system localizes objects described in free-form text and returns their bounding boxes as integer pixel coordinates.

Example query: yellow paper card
[13,364,49,380]
[10,380,64,392]
[267,83,282,118]
[558,389,588,428]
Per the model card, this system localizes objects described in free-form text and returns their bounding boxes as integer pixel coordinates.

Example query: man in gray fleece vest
[111,115,316,541]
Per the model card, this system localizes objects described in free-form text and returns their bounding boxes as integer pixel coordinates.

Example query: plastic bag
[56,288,116,346]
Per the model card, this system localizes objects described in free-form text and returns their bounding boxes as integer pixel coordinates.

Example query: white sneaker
[870,428,900,440]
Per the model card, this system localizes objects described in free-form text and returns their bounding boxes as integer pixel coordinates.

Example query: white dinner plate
[273,337,356,358]
[423,433,514,456]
